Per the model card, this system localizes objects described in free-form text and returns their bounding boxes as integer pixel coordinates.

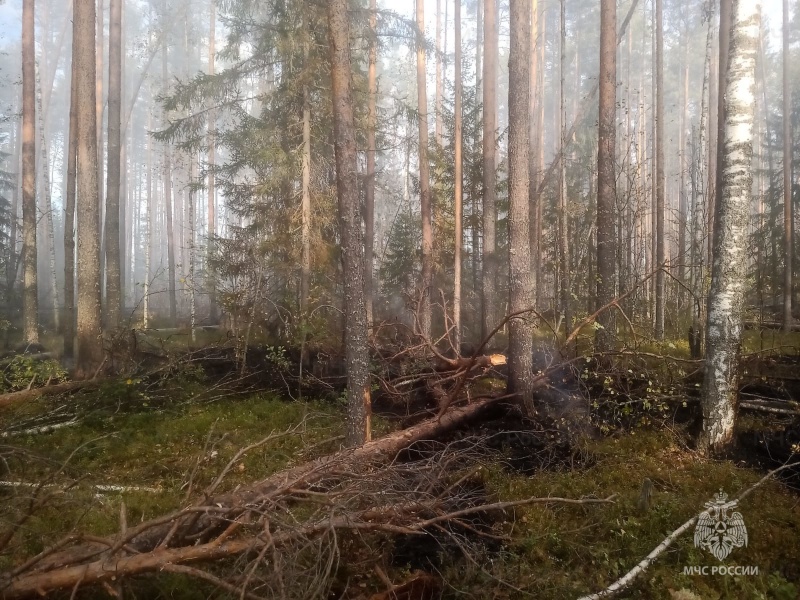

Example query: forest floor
[0,334,799,599]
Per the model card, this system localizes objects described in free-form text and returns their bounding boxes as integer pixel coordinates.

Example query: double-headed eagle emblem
[693,490,748,561]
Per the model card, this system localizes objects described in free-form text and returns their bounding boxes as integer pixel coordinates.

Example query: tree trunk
[782,0,793,330]
[189,157,196,344]
[21,0,38,345]
[678,53,689,299]
[34,61,59,332]
[328,0,372,447]
[654,0,665,340]
[692,19,713,356]
[96,0,104,161]
[535,7,545,309]
[507,0,534,416]
[207,0,217,323]
[453,0,463,349]
[435,0,443,147]
[75,0,103,378]
[63,56,78,359]
[482,0,498,341]
[300,8,312,371]
[144,111,152,328]
[558,0,571,340]
[161,12,177,325]
[417,0,433,339]
[104,0,122,329]
[595,0,617,351]
[472,0,482,332]
[711,0,732,273]
[365,0,377,326]
[701,0,759,455]
[528,0,539,309]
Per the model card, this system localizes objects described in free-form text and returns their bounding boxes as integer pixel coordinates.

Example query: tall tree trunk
[161,8,177,325]
[75,0,103,377]
[435,0,443,147]
[453,0,463,348]
[654,0,665,340]
[21,0,38,345]
[96,0,105,241]
[63,57,78,359]
[300,8,312,371]
[144,111,152,328]
[472,0,482,330]
[701,0,759,455]
[712,0,732,271]
[528,0,539,309]
[782,0,793,330]
[8,116,19,300]
[482,0,498,341]
[207,0,217,323]
[189,156,196,344]
[535,8,545,309]
[558,0,571,340]
[476,0,482,98]
[327,0,371,447]
[692,18,714,356]
[34,60,59,332]
[417,0,433,339]
[104,0,122,329]
[122,126,130,308]
[365,0,377,326]
[507,0,534,415]
[595,0,617,351]
[678,50,689,300]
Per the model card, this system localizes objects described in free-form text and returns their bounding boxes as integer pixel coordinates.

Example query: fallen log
[2,386,610,599]
[0,380,101,409]
[8,392,523,581]
[743,320,800,332]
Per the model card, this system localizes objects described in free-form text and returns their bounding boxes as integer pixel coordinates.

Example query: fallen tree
[0,396,612,599]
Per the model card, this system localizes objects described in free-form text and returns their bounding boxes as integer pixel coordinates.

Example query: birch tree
[701,0,760,455]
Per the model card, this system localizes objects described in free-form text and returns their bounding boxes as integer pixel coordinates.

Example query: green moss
[470,430,800,599]
[0,388,347,567]
[2,383,798,600]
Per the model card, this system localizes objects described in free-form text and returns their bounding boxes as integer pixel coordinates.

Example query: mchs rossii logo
[682,489,757,576]
[693,489,748,561]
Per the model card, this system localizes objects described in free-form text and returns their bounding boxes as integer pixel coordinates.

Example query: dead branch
[0,381,102,410]
[0,396,510,589]
[0,433,613,599]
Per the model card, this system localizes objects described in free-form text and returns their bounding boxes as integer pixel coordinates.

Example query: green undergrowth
[0,385,362,566]
[2,380,799,599]
[457,429,800,599]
